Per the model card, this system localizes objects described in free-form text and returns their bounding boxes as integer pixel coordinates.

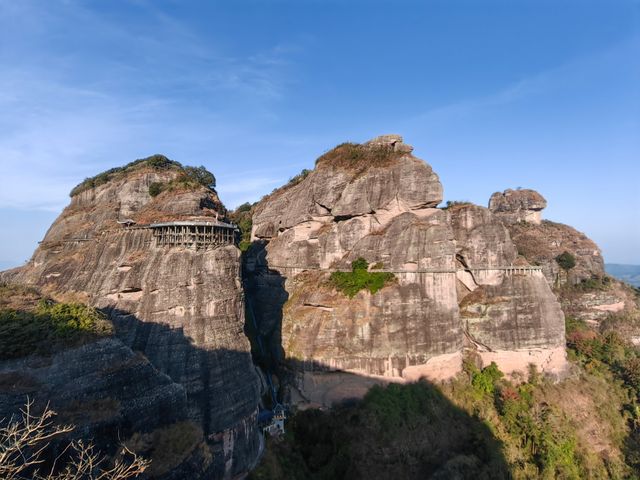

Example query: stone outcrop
[489,188,547,225]
[448,204,566,375]
[0,337,200,469]
[4,161,262,479]
[248,136,461,394]
[488,189,640,344]
[504,219,605,286]
[247,136,568,406]
[488,188,604,286]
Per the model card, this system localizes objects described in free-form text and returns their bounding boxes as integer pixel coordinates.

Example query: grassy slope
[0,284,112,360]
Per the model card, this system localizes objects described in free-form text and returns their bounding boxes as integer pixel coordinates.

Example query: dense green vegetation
[230,202,254,252]
[145,165,217,198]
[330,258,395,298]
[148,181,163,197]
[565,316,640,471]
[69,154,181,197]
[251,378,509,480]
[69,154,217,197]
[555,251,577,271]
[0,292,111,360]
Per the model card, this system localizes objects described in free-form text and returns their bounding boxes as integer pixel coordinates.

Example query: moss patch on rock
[330,258,395,298]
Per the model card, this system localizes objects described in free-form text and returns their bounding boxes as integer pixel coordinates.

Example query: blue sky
[0,0,639,269]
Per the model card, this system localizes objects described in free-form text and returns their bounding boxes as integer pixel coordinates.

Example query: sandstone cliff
[489,188,604,285]
[3,157,262,479]
[449,204,566,374]
[246,136,567,406]
[488,188,639,331]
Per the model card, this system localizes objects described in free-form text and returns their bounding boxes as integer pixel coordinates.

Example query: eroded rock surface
[489,188,547,225]
[505,220,605,286]
[248,137,461,395]
[247,137,569,405]
[5,161,262,479]
[449,204,567,376]
[488,189,639,344]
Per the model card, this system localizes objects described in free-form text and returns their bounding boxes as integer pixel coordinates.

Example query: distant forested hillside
[606,263,640,287]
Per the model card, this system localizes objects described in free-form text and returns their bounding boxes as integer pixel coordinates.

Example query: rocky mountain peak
[364,134,414,153]
[4,155,261,477]
[489,188,547,225]
[246,137,569,408]
[42,158,225,247]
[313,135,417,174]
[252,136,442,241]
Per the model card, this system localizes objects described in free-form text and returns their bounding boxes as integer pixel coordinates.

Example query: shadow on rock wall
[0,308,262,480]
[0,287,511,479]
[240,241,512,479]
[242,240,288,377]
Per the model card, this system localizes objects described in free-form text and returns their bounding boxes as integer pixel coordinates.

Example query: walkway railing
[254,264,543,275]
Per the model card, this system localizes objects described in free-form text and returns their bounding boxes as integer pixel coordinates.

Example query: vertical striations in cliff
[246,136,570,406]
[6,157,262,478]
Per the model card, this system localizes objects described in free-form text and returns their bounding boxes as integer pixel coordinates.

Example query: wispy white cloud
[0,0,305,211]
[410,34,640,125]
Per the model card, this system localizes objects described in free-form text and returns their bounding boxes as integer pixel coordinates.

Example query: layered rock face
[489,189,604,285]
[248,137,461,386]
[248,136,568,405]
[449,204,566,375]
[6,162,262,478]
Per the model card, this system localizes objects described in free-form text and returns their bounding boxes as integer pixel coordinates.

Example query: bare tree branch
[1,399,149,479]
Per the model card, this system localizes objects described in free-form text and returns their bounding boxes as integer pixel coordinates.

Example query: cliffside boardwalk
[150,221,237,249]
[255,263,543,276]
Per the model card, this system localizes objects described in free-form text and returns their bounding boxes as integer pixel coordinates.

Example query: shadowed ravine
[0,304,511,479]
[239,238,512,479]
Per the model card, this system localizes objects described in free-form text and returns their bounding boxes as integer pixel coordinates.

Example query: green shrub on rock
[556,251,576,271]
[330,258,395,298]
[148,182,163,197]
[0,298,111,360]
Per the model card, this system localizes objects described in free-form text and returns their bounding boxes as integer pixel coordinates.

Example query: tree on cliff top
[183,166,216,189]
[69,155,216,197]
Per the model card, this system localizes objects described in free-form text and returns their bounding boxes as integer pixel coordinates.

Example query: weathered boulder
[6,159,262,479]
[489,188,547,225]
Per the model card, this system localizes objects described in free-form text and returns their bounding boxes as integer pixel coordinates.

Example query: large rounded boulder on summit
[489,188,547,225]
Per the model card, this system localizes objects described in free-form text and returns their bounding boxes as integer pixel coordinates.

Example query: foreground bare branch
[0,399,149,479]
